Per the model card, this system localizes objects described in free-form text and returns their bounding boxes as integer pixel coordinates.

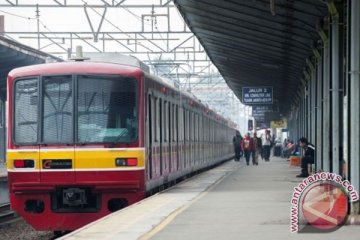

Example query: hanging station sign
[242,86,273,105]
[252,105,273,121]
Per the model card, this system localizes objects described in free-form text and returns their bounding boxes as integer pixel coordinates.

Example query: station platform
[61,157,359,240]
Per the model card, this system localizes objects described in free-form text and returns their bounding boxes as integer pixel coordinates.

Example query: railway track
[0,203,19,226]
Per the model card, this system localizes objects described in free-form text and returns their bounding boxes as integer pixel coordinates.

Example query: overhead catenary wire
[0,9,59,38]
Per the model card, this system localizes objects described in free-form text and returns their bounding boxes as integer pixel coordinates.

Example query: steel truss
[0,0,245,124]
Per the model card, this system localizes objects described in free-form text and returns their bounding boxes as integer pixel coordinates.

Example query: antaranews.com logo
[290,172,359,233]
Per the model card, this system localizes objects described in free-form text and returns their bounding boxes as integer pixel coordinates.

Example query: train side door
[170,103,178,173]
[150,96,161,179]
[161,100,170,176]
[177,106,185,171]
[146,94,154,180]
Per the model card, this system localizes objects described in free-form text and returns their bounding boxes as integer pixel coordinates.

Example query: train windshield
[77,75,137,143]
[13,75,138,145]
[14,78,39,144]
[42,75,73,143]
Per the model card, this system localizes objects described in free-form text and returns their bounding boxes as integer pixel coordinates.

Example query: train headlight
[115,158,138,167]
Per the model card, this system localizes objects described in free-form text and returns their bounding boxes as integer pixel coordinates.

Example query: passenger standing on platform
[241,133,254,166]
[262,129,272,161]
[252,132,262,165]
[260,133,264,160]
[233,130,242,162]
[296,137,315,178]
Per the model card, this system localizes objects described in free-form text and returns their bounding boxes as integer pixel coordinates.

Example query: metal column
[301,101,304,137]
[311,67,317,146]
[331,14,340,174]
[316,55,323,170]
[300,98,303,137]
[323,41,331,172]
[307,83,311,140]
[304,88,307,138]
[299,102,303,138]
[350,0,360,213]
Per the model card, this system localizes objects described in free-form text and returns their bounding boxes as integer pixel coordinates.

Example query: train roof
[8,61,143,79]
[84,53,150,73]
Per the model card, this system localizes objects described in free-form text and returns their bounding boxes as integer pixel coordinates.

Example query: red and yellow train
[7,58,236,231]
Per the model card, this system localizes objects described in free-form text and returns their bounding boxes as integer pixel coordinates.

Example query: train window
[199,115,202,142]
[170,104,173,141]
[164,101,168,142]
[203,118,206,142]
[169,103,172,142]
[204,117,207,142]
[150,95,154,143]
[179,107,183,141]
[177,107,181,141]
[192,112,195,141]
[41,76,73,143]
[203,116,208,142]
[198,115,201,142]
[173,104,177,142]
[205,118,208,142]
[158,99,162,143]
[209,119,214,142]
[14,78,39,144]
[148,95,154,145]
[189,110,191,141]
[192,113,195,141]
[193,113,198,141]
[155,98,159,142]
[167,101,170,142]
[194,113,197,141]
[194,114,198,141]
[184,109,187,141]
[185,109,188,141]
[193,112,196,141]
[77,75,137,143]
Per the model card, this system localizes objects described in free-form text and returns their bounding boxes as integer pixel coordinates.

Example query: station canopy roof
[0,35,61,98]
[174,0,329,115]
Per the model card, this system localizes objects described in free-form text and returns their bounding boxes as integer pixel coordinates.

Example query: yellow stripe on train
[7,148,145,170]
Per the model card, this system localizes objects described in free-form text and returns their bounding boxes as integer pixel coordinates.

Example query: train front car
[6,62,145,231]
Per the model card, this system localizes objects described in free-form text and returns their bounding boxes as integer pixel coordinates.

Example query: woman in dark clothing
[233,130,243,161]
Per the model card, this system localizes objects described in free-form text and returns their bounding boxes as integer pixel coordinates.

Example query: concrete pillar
[350,0,360,214]
[322,41,331,172]
[331,14,340,174]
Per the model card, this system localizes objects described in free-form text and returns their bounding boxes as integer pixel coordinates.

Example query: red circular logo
[301,183,348,230]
